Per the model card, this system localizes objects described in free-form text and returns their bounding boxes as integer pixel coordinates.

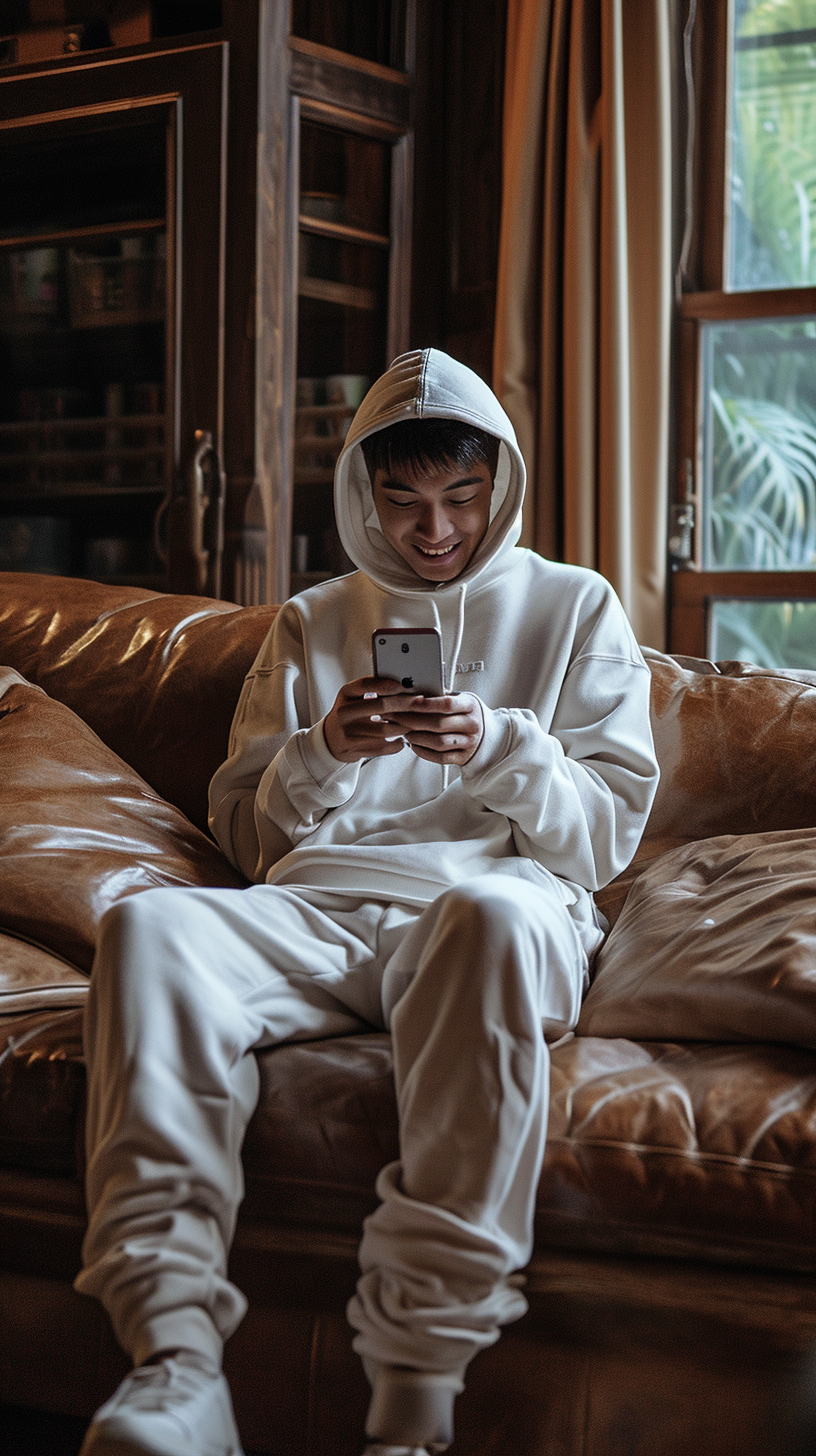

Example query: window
[672,0,816,666]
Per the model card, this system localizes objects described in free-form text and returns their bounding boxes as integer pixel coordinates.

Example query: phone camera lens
[377,637,386,645]
[401,643,409,653]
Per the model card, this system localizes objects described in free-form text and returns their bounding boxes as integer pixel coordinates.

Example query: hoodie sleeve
[208,604,361,882]
[460,609,658,894]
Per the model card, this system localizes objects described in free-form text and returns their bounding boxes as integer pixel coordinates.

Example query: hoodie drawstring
[430,583,468,791]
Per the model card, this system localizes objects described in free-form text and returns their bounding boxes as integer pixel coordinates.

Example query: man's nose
[417,503,449,539]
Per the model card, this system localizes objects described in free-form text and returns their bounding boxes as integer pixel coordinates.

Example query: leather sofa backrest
[644,649,816,840]
[3,576,816,844]
[0,574,276,833]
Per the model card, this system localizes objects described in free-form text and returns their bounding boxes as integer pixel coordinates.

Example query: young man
[76,349,658,1456]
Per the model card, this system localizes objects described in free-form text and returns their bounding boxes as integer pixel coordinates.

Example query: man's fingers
[344,676,403,701]
[387,712,476,734]
[405,731,475,751]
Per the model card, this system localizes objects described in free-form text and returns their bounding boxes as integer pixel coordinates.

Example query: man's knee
[435,876,568,956]
[428,876,584,1023]
[98,888,181,961]
[93,888,205,1014]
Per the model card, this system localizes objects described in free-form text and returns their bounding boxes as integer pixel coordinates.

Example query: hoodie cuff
[460,700,513,780]
[294,719,361,801]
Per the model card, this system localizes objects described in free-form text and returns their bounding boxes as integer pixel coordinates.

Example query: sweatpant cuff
[131,1308,224,1371]
[365,1366,463,1446]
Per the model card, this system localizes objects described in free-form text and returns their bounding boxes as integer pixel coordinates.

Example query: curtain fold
[493,0,672,650]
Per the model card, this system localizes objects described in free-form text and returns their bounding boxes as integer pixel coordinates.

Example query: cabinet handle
[188,429,226,597]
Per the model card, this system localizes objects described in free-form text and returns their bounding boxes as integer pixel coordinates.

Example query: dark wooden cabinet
[0,4,415,603]
[0,0,505,604]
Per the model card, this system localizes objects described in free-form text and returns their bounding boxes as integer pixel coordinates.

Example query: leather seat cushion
[6,1010,816,1274]
[0,933,87,1016]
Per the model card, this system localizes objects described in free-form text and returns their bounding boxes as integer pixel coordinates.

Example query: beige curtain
[493,0,672,650]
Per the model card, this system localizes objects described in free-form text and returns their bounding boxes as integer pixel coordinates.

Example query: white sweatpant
[76,873,587,1446]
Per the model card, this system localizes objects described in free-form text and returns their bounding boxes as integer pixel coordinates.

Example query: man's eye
[449,495,477,506]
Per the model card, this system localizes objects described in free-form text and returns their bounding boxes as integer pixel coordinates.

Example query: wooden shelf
[0,482,164,501]
[298,214,390,249]
[0,413,165,494]
[0,414,163,435]
[0,315,163,337]
[0,218,166,253]
[1,445,163,468]
[298,275,377,310]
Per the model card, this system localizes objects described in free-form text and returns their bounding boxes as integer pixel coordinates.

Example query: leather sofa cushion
[579,828,816,1045]
[0,668,242,994]
[6,1010,816,1275]
[0,933,87,1015]
[594,833,696,928]
[0,574,275,832]
[645,651,816,839]
[216,1031,816,1272]
[0,1009,85,1176]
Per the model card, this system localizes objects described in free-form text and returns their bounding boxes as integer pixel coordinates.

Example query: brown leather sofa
[2,570,816,1456]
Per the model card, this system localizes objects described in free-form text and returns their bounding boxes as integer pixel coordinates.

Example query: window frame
[670,0,816,659]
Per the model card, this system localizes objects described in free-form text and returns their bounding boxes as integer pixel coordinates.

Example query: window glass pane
[300,122,391,240]
[0,114,168,583]
[293,121,391,580]
[0,120,166,238]
[729,1,816,290]
[709,597,816,668]
[702,316,816,568]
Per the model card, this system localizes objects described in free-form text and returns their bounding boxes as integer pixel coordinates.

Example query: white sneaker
[79,1352,244,1456]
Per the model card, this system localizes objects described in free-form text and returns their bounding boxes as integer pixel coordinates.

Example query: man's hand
[324,677,412,763]
[385,692,485,766]
[324,680,485,767]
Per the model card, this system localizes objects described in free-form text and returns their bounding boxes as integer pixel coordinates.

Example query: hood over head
[334,349,526,595]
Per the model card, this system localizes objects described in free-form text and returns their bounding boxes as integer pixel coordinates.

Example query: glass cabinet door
[293,118,395,582]
[283,31,413,595]
[0,42,226,593]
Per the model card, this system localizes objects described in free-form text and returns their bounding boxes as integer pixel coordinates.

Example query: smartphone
[372,627,445,696]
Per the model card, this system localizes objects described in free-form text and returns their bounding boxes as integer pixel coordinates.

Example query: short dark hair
[360,418,500,484]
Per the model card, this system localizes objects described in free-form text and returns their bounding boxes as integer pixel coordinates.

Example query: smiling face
[371,460,494,582]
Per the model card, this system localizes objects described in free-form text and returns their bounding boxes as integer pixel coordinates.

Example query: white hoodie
[209,350,658,943]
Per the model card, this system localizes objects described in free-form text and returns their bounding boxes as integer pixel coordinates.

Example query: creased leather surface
[0,932,88,1014]
[645,652,816,839]
[0,1009,85,1175]
[541,1036,816,1269]
[0,672,243,977]
[5,1017,816,1271]
[0,574,275,832]
[580,829,816,1044]
[241,1032,816,1270]
[190,1031,816,1271]
[7,1018,816,1272]
[593,833,696,928]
